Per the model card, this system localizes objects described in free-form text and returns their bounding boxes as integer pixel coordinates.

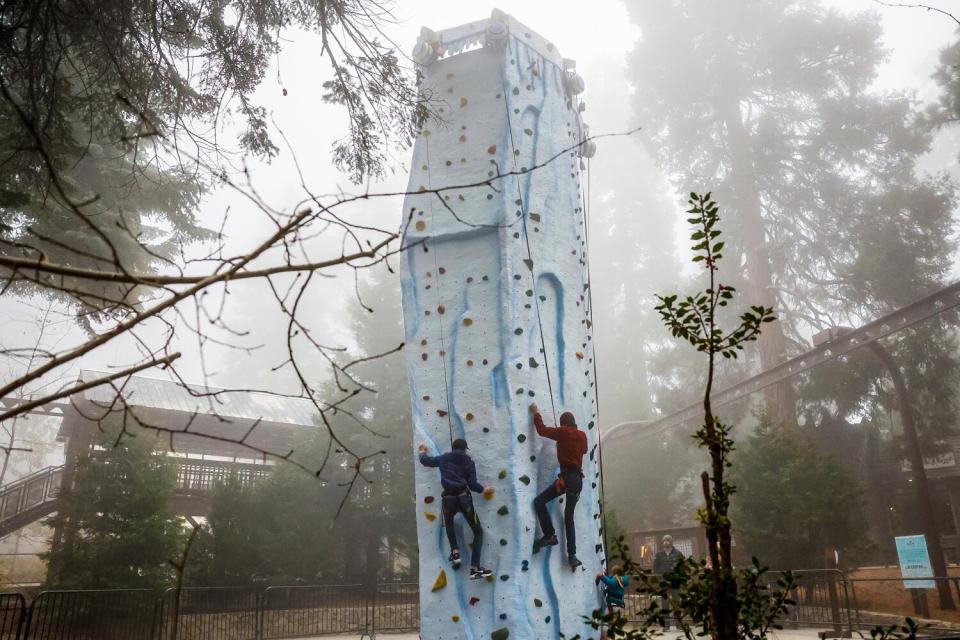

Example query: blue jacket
[598,574,630,607]
[418,448,484,494]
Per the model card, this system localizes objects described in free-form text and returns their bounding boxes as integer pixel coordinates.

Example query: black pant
[441,492,483,567]
[533,469,582,555]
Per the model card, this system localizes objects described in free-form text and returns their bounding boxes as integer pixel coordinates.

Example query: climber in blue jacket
[596,565,631,613]
[418,438,494,579]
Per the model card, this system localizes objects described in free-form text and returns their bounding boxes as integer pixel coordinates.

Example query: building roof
[79,370,319,428]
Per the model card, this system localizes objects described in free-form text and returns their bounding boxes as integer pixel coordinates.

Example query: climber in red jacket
[529,402,587,570]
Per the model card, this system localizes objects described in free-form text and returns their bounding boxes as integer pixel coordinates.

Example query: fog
[3,0,960,600]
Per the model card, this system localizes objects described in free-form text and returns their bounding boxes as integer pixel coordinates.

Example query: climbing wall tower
[400,10,603,639]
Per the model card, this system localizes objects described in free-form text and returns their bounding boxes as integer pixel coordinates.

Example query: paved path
[302,629,837,639]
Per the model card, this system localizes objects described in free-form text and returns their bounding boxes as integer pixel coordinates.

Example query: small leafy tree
[574,193,791,640]
[651,192,777,640]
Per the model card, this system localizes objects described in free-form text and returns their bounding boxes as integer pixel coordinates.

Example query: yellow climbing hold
[463,317,473,326]
[425,511,436,522]
[452,615,461,622]
[415,220,427,231]
[483,487,495,500]
[432,569,447,592]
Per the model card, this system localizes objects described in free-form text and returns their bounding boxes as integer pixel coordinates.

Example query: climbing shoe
[470,566,493,580]
[449,550,462,570]
[569,553,582,571]
[532,534,559,554]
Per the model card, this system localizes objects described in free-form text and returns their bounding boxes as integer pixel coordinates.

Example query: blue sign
[895,535,935,589]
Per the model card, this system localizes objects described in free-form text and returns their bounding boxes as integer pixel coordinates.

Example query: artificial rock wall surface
[399,13,604,640]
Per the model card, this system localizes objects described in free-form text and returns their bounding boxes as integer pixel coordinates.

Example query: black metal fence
[0,583,417,640]
[0,594,25,640]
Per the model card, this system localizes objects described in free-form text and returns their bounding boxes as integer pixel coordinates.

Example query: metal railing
[0,583,415,639]
[260,584,369,638]
[0,467,62,534]
[172,461,270,494]
[372,582,419,633]
[158,587,259,640]
[22,589,157,640]
[779,569,858,636]
[0,594,25,640]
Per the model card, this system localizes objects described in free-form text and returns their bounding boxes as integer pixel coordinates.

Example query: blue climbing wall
[400,12,604,640]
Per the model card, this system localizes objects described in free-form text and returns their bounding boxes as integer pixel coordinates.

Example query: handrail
[0,466,63,495]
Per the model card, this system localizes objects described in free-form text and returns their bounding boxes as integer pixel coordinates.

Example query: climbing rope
[424,140,456,447]
[500,83,559,429]
[583,153,611,557]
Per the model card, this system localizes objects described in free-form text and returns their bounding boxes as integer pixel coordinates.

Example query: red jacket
[534,413,587,473]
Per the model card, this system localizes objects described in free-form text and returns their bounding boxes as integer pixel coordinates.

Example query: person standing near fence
[418,439,494,579]
[653,535,683,630]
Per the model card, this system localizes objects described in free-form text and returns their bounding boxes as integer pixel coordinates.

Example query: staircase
[0,466,62,538]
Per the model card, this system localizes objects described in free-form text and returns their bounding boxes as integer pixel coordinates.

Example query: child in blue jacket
[418,438,493,579]
[596,565,631,613]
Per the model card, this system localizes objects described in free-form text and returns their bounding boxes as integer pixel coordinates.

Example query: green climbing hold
[497,505,509,515]
[517,434,526,443]
[491,628,509,640]
[519,475,530,485]
[500,539,508,546]
[498,469,507,479]
[534,598,543,607]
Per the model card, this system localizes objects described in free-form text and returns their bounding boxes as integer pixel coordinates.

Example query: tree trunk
[720,96,795,424]
[868,342,955,610]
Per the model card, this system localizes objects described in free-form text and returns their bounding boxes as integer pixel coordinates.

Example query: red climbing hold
[487,144,497,154]
[470,596,480,606]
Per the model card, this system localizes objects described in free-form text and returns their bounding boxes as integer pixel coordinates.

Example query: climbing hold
[500,539,508,546]
[425,496,435,504]
[437,409,448,417]
[534,598,543,607]
[529,213,541,222]
[421,353,428,361]
[519,475,530,485]
[453,615,460,622]
[525,290,533,297]
[470,597,480,606]
[528,358,539,368]
[422,395,431,401]
[575,351,584,360]
[498,469,507,479]
[545,616,551,624]
[432,570,447,592]
[523,258,534,270]
[517,434,526,443]
[524,128,533,136]
[515,388,524,395]
[460,97,468,108]
[437,305,445,314]
[514,328,523,335]
[416,221,427,231]
[497,505,509,516]
[467,359,474,367]
[466,413,475,421]
[500,574,509,581]
[425,511,436,522]
[483,487,495,500]
[529,455,536,462]
[463,317,473,326]
[487,144,497,154]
